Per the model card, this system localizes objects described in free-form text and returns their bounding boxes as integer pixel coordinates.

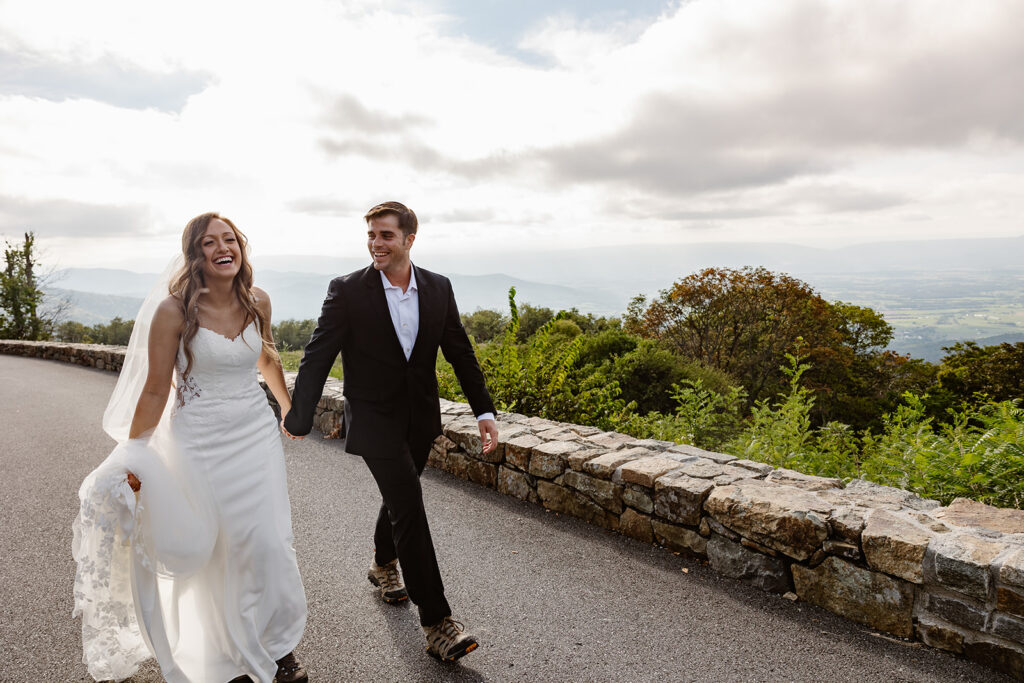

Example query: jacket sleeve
[284,278,346,436]
[439,278,496,418]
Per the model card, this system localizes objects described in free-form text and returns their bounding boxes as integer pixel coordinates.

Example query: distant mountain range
[45,269,614,321]
[44,287,145,325]
[46,235,1024,360]
[253,235,1024,290]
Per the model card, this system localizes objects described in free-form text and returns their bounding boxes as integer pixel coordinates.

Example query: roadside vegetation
[438,273,1024,509]
[5,231,1020,507]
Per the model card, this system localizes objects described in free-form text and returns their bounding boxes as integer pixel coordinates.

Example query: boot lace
[380,562,402,592]
[437,616,464,641]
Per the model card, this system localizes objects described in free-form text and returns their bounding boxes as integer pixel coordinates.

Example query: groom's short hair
[365,201,417,237]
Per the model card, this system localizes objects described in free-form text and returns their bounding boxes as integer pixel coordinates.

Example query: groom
[283,201,498,662]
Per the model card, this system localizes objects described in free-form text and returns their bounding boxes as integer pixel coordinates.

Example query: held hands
[478,418,499,455]
[280,409,304,440]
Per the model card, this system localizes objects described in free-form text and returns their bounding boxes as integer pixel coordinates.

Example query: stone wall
[6,339,1024,679]
[0,339,126,371]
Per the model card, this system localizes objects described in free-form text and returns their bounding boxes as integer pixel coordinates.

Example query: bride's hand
[126,471,141,492]
[280,410,303,440]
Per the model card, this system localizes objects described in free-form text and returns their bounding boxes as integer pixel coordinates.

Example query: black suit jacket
[284,264,495,459]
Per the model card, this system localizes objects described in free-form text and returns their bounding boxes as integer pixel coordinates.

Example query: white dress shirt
[381,267,493,423]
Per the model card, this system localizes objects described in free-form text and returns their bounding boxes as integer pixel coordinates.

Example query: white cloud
[0,0,1021,270]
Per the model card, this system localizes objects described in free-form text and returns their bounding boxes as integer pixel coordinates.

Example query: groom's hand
[478,419,498,454]
[280,410,304,440]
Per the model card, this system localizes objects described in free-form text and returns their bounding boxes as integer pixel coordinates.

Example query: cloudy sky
[1,0,1022,271]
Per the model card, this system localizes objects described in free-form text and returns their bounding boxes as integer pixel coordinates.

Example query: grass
[279,349,343,380]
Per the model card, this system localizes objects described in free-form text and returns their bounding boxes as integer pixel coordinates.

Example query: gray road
[0,354,1010,683]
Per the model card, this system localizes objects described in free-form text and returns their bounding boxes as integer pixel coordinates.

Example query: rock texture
[704,482,832,561]
[8,338,1024,682]
[862,510,937,583]
[793,557,915,638]
[707,535,791,593]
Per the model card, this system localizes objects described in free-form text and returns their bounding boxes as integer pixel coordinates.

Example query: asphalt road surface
[0,354,1010,682]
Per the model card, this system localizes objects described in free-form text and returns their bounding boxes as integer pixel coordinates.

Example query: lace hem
[72,461,151,681]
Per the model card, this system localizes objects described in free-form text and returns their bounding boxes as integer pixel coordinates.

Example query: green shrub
[618,378,746,450]
[272,319,317,351]
[461,309,508,343]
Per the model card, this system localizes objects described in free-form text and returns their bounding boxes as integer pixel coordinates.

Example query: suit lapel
[362,266,407,363]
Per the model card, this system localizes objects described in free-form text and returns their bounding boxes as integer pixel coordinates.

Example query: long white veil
[73,255,219,681]
[102,255,182,442]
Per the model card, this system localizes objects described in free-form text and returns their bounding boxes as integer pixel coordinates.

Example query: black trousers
[363,443,451,627]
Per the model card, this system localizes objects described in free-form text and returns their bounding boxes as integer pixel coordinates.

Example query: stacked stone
[0,340,125,371]
[6,342,1024,678]
[422,399,1024,678]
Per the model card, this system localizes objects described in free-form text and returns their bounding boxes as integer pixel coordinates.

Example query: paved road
[0,354,1010,682]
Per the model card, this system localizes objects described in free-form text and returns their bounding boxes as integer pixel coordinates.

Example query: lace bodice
[175,322,262,409]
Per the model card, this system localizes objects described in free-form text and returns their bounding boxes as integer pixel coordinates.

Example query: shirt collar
[380,264,417,293]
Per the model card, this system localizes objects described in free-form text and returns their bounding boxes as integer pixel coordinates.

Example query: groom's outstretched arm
[284,278,346,437]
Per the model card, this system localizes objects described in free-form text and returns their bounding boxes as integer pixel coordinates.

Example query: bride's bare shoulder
[251,286,272,316]
[152,295,186,329]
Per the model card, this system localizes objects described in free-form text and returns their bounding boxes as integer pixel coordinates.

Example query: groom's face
[367,213,414,273]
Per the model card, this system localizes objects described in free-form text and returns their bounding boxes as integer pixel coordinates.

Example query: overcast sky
[1,0,1022,271]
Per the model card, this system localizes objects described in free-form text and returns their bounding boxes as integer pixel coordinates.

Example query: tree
[937,341,1024,403]
[626,267,916,430]
[1,232,50,340]
[55,320,91,343]
[576,328,639,368]
[516,303,555,340]
[555,307,619,334]
[628,267,843,405]
[808,302,919,429]
[272,318,317,351]
[89,317,134,345]
[594,339,730,415]
[460,309,507,343]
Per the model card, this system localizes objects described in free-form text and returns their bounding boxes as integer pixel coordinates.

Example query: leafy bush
[592,340,736,416]
[515,302,555,341]
[55,317,134,345]
[618,378,746,451]
[934,341,1024,404]
[272,319,317,351]
[858,396,1024,508]
[461,309,508,343]
[450,288,632,430]
[576,328,638,367]
[729,354,816,468]
[711,355,1024,508]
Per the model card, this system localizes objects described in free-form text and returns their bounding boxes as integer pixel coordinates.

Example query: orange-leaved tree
[624,266,912,428]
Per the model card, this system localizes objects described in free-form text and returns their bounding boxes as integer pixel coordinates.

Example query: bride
[72,213,308,682]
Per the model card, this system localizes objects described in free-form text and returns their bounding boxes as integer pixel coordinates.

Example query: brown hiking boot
[423,616,478,662]
[367,557,409,604]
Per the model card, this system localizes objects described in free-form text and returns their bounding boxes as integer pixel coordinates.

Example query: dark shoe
[423,616,478,662]
[367,557,409,604]
[227,677,251,683]
[275,651,308,683]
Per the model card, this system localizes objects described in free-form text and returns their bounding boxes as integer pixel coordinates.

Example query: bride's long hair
[170,212,276,378]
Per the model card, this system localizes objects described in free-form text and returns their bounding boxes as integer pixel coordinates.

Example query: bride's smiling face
[200,218,242,281]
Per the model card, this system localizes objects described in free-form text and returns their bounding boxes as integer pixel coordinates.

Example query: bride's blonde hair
[170,212,276,378]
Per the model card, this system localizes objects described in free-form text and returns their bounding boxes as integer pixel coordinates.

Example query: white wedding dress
[73,321,307,682]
